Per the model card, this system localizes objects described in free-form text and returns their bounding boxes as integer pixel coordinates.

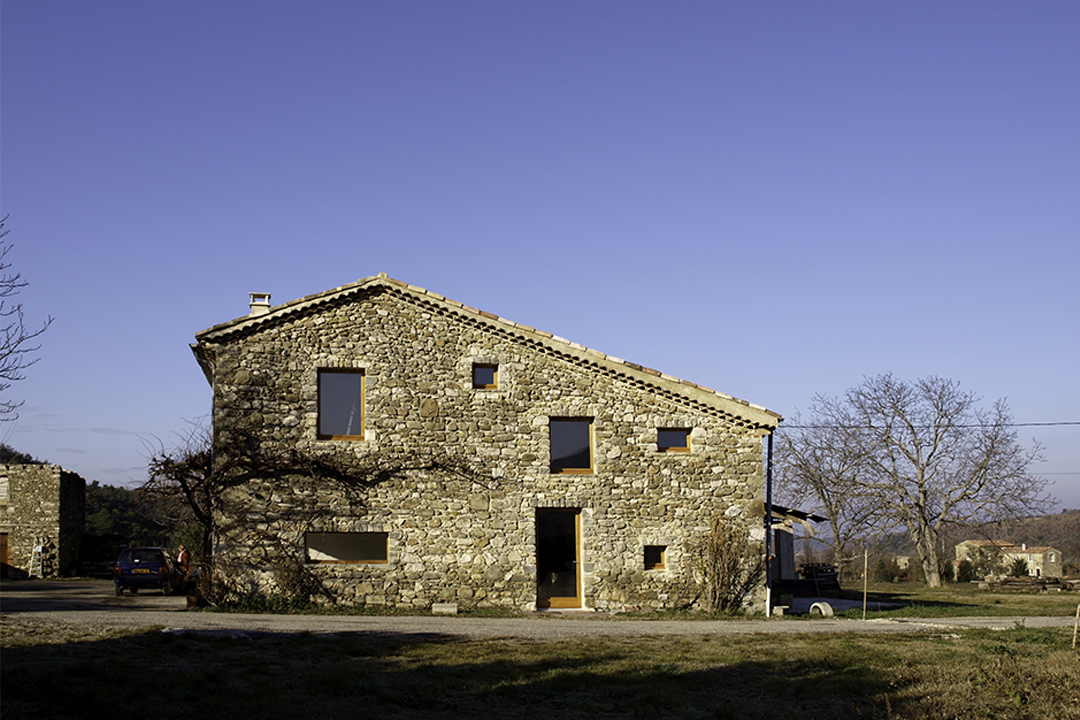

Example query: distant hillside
[0,443,45,464]
[951,509,1080,560]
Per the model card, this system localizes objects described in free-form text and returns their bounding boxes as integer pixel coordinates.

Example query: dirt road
[2,579,1075,640]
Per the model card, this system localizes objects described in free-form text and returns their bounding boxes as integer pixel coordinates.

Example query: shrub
[873,556,902,583]
[692,515,763,612]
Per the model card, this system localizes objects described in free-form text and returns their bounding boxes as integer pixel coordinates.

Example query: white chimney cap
[249,292,271,316]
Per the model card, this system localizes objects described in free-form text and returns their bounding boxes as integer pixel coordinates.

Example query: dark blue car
[113,547,175,596]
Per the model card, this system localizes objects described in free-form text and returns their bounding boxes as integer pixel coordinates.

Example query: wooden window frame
[549,417,594,474]
[472,363,499,389]
[644,545,667,570]
[317,369,365,440]
[657,428,691,453]
[305,531,388,564]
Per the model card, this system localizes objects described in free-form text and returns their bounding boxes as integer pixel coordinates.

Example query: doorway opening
[536,508,581,608]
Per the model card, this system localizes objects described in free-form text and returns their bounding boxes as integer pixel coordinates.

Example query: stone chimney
[248,292,271,317]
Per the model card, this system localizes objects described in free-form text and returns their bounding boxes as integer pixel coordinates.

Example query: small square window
[657,428,690,452]
[644,545,666,570]
[472,363,498,389]
[306,532,388,564]
[318,369,365,439]
[550,418,593,474]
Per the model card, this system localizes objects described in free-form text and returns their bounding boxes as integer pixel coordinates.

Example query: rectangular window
[550,418,593,474]
[318,369,364,439]
[305,532,388,564]
[657,428,690,452]
[472,363,498,389]
[644,545,666,570]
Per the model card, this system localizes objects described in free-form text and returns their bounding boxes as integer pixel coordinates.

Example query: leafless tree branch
[0,217,54,420]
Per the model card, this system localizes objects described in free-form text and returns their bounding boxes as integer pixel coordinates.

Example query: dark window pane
[657,428,689,451]
[473,364,497,388]
[644,545,666,570]
[306,532,387,563]
[550,419,592,472]
[319,371,364,437]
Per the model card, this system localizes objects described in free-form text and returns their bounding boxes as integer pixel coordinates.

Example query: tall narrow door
[536,508,581,608]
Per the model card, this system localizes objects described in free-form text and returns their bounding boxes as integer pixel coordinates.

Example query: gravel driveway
[2,579,1075,640]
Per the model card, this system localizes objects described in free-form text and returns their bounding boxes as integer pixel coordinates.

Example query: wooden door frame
[535,508,581,609]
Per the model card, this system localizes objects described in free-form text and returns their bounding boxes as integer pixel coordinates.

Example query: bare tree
[775,415,890,572]
[0,216,54,419]
[142,423,215,558]
[145,418,485,604]
[789,374,1050,587]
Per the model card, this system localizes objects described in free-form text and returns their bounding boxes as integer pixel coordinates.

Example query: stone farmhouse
[955,539,1063,579]
[192,274,781,611]
[0,464,86,578]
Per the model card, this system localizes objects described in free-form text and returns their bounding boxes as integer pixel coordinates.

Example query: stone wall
[198,282,775,611]
[0,464,86,577]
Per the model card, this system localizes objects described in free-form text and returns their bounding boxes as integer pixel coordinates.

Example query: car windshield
[119,549,166,564]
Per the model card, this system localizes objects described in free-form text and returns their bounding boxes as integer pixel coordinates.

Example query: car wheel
[115,584,123,596]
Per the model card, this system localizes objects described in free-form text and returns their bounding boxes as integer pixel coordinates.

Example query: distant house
[192,274,782,611]
[0,464,86,578]
[955,539,1063,579]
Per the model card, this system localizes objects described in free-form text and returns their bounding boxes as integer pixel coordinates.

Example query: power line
[779,421,1080,430]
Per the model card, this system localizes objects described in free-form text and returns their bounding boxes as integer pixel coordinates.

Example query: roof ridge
[377,274,772,416]
[195,273,781,425]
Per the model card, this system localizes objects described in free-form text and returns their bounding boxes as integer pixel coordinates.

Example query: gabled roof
[958,539,1060,554]
[193,273,782,431]
[959,540,1016,548]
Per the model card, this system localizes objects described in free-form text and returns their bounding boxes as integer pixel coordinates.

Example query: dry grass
[3,615,1078,720]
[833,581,1080,618]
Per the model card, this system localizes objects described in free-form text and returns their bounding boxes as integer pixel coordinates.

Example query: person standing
[176,545,191,575]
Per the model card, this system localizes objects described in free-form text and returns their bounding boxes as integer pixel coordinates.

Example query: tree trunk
[914,527,942,588]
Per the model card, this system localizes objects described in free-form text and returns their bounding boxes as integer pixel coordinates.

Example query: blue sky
[2,2,1078,508]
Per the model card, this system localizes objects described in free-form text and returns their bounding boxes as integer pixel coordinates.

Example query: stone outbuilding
[768,504,827,582]
[192,274,781,611]
[0,464,86,578]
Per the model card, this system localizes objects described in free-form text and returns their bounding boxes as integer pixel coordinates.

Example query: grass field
[829,581,1080,619]
[3,616,1079,720]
